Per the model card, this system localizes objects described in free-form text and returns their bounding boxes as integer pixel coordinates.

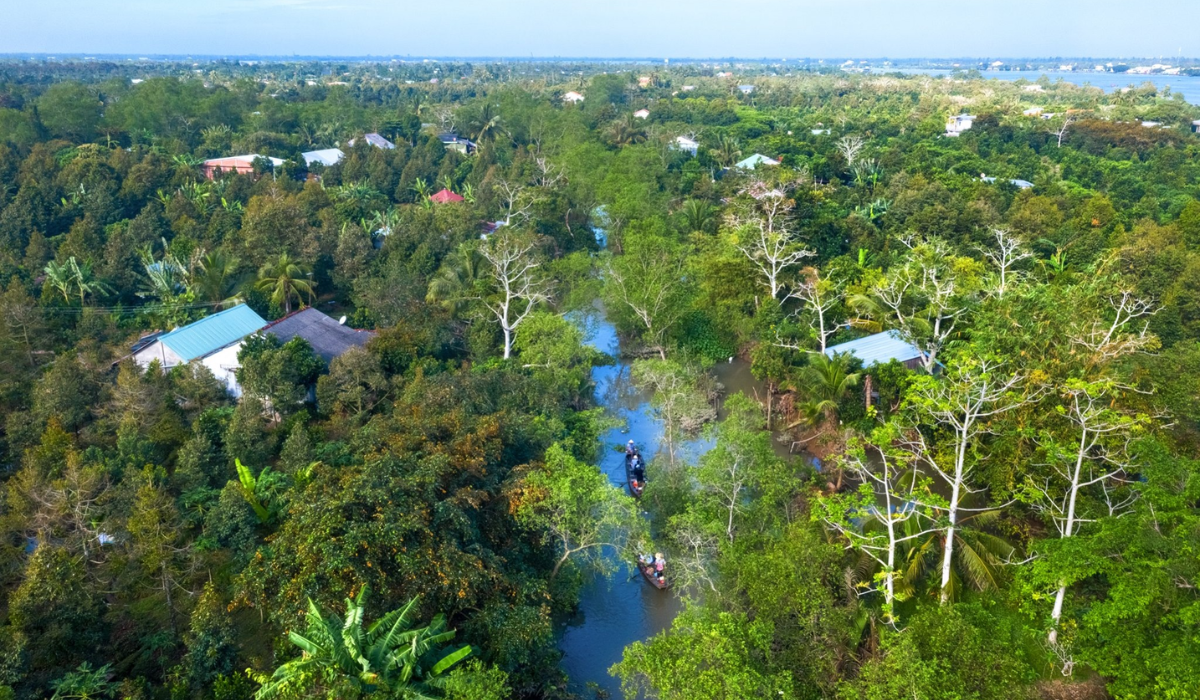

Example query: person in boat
[631,455,646,484]
[626,440,637,457]
[654,552,665,580]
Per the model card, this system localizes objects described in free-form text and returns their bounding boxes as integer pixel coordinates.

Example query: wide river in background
[893,68,1200,104]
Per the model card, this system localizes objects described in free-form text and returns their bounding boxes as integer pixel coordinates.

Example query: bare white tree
[478,231,552,359]
[981,228,1031,299]
[494,179,536,227]
[904,358,1041,604]
[1027,380,1142,643]
[533,156,566,189]
[821,431,940,621]
[780,267,842,353]
[1052,114,1076,148]
[1069,291,1157,363]
[836,135,866,168]
[857,241,972,373]
[728,190,813,300]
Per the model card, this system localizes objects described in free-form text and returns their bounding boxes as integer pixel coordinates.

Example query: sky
[4,0,1200,59]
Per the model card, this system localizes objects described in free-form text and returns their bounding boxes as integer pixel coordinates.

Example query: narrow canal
[557,309,798,696]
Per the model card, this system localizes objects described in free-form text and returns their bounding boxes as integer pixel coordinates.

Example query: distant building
[301,148,345,167]
[348,133,396,149]
[673,135,699,156]
[681,85,697,91]
[633,108,650,119]
[1193,120,1200,133]
[735,153,780,170]
[438,132,477,155]
[811,128,831,135]
[1023,84,1045,92]
[1022,107,1044,117]
[738,84,755,94]
[945,114,975,137]
[430,188,465,204]
[825,331,925,371]
[133,304,268,397]
[200,155,285,179]
[260,307,374,363]
[1141,120,1162,128]
[562,91,585,103]
[638,76,652,87]
[981,173,1034,190]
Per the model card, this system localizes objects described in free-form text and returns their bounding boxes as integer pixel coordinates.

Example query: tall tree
[256,253,315,315]
[477,231,551,360]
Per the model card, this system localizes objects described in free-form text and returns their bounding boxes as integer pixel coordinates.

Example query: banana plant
[235,458,275,524]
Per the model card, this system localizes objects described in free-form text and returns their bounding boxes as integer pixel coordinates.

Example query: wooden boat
[625,453,645,498]
[638,560,668,589]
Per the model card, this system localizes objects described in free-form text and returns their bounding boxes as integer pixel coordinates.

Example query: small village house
[637,76,652,87]
[738,84,755,94]
[945,114,975,137]
[735,153,780,170]
[633,108,650,120]
[430,188,465,204]
[301,148,345,167]
[258,307,374,363]
[133,304,268,396]
[825,331,927,408]
[562,91,585,104]
[1193,120,1200,133]
[133,305,374,398]
[200,155,284,179]
[673,135,699,156]
[348,133,396,149]
[438,132,477,154]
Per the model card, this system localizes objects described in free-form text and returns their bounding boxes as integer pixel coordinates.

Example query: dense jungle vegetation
[0,59,1197,700]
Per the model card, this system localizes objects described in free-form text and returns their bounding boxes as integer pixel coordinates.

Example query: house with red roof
[430,189,465,204]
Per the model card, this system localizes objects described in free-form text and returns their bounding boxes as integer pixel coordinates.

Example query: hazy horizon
[6,0,1200,60]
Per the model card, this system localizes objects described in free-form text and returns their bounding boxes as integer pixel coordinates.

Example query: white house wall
[133,342,186,370]
[200,341,246,398]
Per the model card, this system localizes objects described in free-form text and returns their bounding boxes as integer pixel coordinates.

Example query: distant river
[892,68,1200,104]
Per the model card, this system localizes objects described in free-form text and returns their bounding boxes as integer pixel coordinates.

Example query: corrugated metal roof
[824,331,922,367]
[158,304,267,361]
[262,307,373,362]
[736,153,780,169]
[301,148,344,167]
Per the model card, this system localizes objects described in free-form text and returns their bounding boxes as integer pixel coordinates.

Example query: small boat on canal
[625,452,645,498]
[637,554,668,590]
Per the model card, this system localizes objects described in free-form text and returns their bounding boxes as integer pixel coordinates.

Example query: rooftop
[261,307,373,362]
[430,188,465,204]
[735,153,780,169]
[825,330,923,367]
[203,154,285,167]
[301,148,344,167]
[157,304,267,361]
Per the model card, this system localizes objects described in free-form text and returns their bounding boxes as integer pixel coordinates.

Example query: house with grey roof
[133,304,268,396]
[438,132,477,155]
[348,133,396,150]
[824,330,925,371]
[260,307,374,363]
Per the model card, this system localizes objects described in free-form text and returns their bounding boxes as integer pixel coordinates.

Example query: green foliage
[255,587,471,700]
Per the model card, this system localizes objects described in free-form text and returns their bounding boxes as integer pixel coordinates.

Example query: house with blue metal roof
[133,304,267,396]
[824,330,925,371]
[735,153,781,170]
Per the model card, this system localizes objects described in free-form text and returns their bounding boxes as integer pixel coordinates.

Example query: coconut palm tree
[892,510,1016,602]
[256,253,315,315]
[426,242,485,316]
[470,102,504,144]
[679,199,716,234]
[193,250,242,309]
[713,134,742,168]
[605,116,647,147]
[789,352,861,430]
[255,587,471,700]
